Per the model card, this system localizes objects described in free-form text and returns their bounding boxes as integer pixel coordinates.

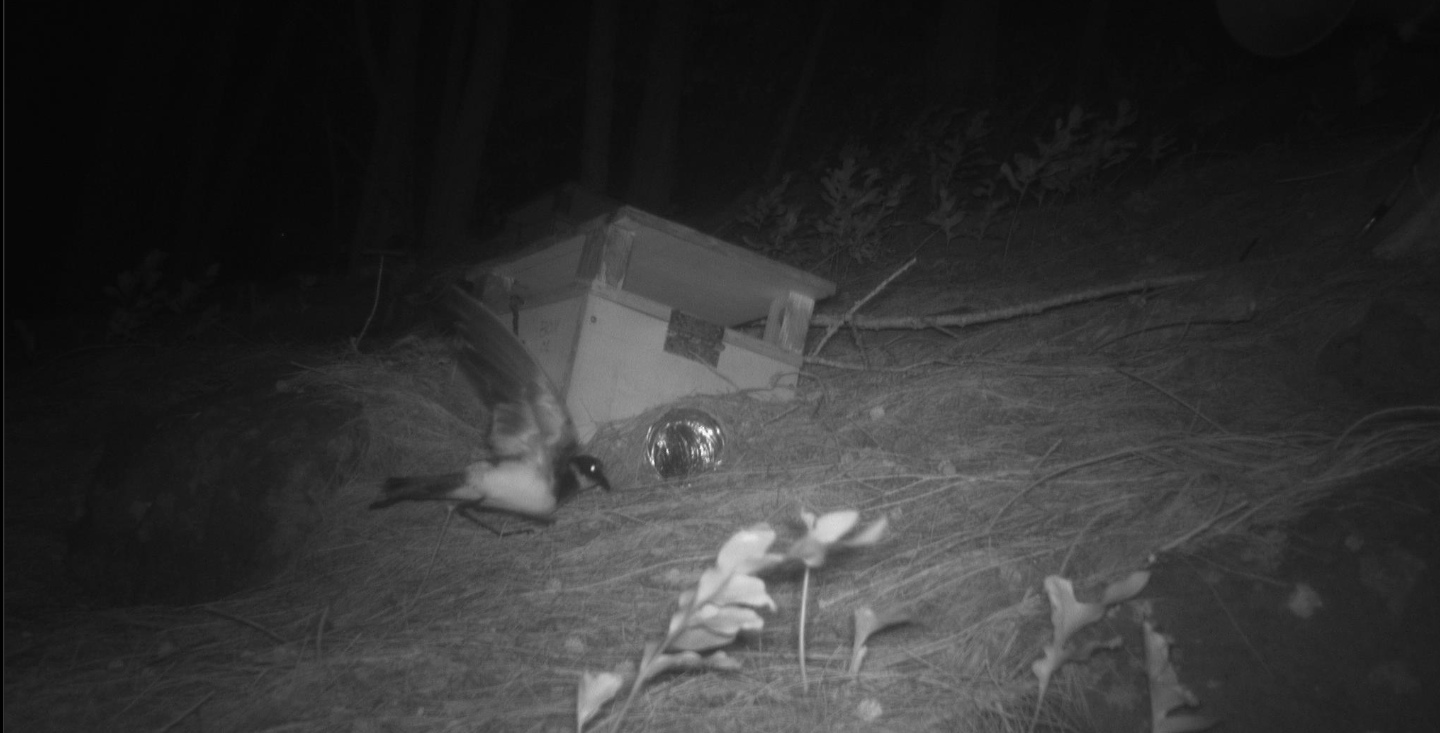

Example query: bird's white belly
[477,460,558,516]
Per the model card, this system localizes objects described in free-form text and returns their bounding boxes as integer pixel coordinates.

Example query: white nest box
[469,205,835,441]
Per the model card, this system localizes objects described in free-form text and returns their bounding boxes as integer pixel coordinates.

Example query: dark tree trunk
[626,0,692,213]
[925,0,999,103]
[581,0,617,195]
[198,0,306,270]
[348,0,421,269]
[171,0,242,270]
[420,0,512,255]
[1071,0,1112,106]
[764,1,835,183]
[73,0,180,300]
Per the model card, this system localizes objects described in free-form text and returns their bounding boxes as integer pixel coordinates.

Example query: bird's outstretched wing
[444,286,578,463]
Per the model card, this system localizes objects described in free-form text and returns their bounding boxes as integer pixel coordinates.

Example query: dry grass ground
[5,135,1438,733]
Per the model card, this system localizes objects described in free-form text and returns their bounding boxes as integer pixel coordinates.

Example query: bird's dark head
[572,455,612,492]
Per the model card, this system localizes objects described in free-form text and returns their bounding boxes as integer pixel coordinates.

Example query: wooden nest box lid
[473,205,836,355]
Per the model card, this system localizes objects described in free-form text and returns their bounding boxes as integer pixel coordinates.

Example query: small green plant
[1146,130,1178,165]
[848,602,911,676]
[787,509,887,691]
[1029,572,1215,732]
[580,523,783,732]
[1000,101,1138,205]
[578,511,888,732]
[905,108,996,246]
[103,250,219,340]
[738,174,804,260]
[925,185,967,245]
[815,157,912,269]
[1143,616,1217,733]
[1030,571,1149,732]
[925,110,992,204]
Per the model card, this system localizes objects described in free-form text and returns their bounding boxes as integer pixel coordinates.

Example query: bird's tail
[369,472,469,509]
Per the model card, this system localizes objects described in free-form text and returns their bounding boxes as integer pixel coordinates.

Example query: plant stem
[352,253,385,351]
[608,652,649,733]
[1003,182,1028,268]
[610,579,715,732]
[799,567,811,693]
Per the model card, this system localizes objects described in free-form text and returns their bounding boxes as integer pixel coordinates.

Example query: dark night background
[8,0,1433,330]
[5,3,1440,731]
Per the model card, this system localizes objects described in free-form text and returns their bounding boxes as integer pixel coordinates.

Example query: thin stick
[610,589,708,733]
[805,355,966,371]
[1032,439,1063,476]
[1153,500,1249,556]
[1181,554,1276,679]
[201,605,287,645]
[1114,368,1230,434]
[1003,183,1028,268]
[156,691,215,733]
[1332,405,1440,448]
[986,445,1155,536]
[352,254,386,350]
[314,605,329,658]
[809,257,917,357]
[1057,510,1107,578]
[406,507,457,618]
[809,272,1208,330]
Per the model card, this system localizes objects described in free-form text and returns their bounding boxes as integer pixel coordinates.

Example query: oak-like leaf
[846,516,888,547]
[576,671,623,732]
[1100,570,1151,606]
[690,568,775,611]
[1032,642,1068,700]
[808,509,859,543]
[644,649,744,680]
[790,510,887,568]
[668,604,766,652]
[715,524,783,576]
[1145,621,1217,733]
[849,603,913,674]
[1044,575,1106,648]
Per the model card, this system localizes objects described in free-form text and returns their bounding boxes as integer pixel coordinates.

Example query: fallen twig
[201,605,287,645]
[156,690,215,733]
[803,355,967,371]
[809,257,917,356]
[809,272,1209,330]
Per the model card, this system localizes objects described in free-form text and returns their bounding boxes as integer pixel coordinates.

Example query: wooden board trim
[588,281,802,368]
[612,206,836,298]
